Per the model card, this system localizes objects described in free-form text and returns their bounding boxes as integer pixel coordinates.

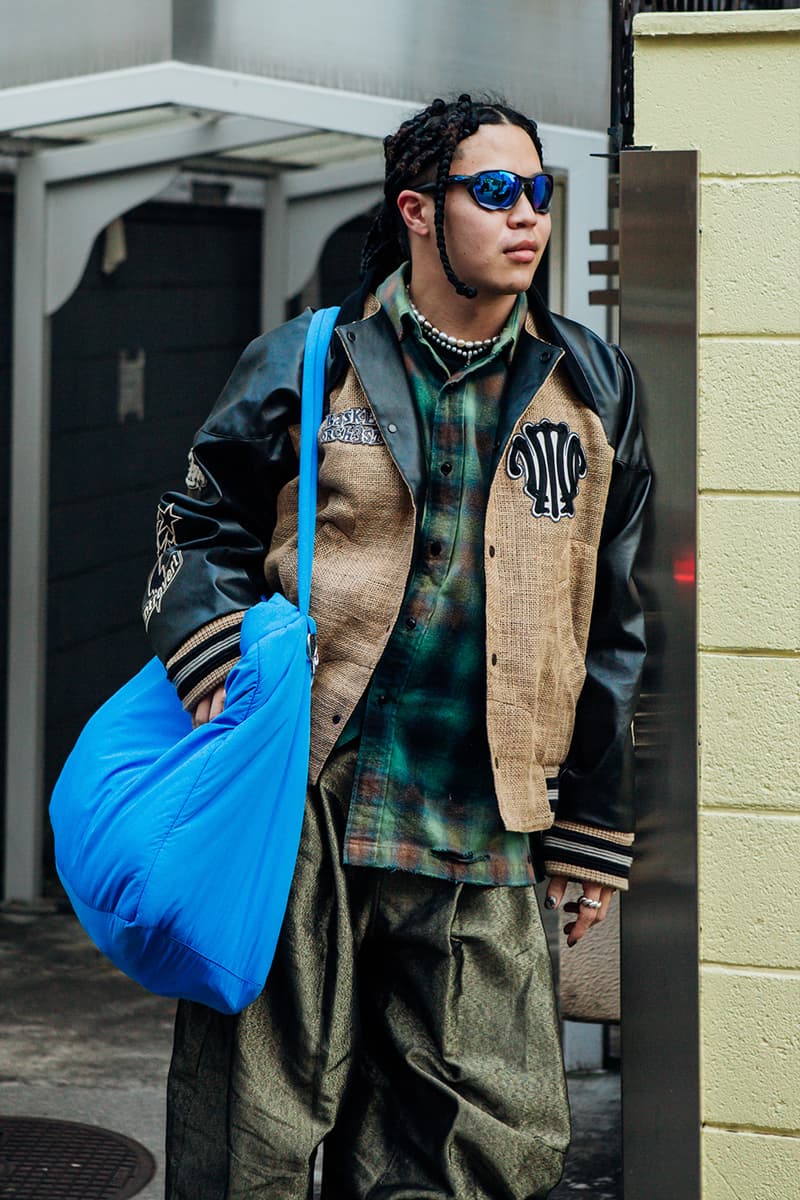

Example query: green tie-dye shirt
[341,266,536,886]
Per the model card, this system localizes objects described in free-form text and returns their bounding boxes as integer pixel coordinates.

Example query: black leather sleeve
[142,311,312,665]
[557,347,652,834]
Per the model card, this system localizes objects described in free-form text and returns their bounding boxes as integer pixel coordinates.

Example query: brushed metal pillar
[4,157,49,902]
[619,149,700,1200]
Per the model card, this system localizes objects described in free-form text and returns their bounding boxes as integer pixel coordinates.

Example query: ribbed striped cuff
[166,611,245,711]
[542,820,635,891]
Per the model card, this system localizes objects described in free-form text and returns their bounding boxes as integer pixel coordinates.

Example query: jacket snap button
[387,422,398,434]
[347,330,356,342]
[540,349,553,363]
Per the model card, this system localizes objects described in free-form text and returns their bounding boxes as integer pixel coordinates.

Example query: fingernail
[545,895,557,910]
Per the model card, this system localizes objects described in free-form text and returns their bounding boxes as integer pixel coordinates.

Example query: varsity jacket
[143,282,651,890]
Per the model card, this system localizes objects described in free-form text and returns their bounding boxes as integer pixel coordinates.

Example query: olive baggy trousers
[165,747,570,1199]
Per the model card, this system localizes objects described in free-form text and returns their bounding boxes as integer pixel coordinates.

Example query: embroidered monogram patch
[319,407,384,446]
[185,448,208,493]
[143,502,184,629]
[506,418,588,521]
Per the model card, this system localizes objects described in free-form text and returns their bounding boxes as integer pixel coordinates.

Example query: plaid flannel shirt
[341,267,536,886]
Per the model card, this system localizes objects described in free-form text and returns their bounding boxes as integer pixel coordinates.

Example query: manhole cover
[0,1118,155,1199]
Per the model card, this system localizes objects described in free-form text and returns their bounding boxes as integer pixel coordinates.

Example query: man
[144,95,650,1200]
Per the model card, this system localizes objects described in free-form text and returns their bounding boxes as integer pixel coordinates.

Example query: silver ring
[578,895,602,910]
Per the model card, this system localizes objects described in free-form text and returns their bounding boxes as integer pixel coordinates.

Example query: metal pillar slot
[261,177,290,334]
[4,157,50,902]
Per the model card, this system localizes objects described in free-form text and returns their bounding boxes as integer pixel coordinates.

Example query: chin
[511,268,539,293]
[475,276,535,299]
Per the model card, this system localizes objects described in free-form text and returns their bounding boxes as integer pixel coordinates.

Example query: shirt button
[377,693,389,706]
[387,422,398,434]
[430,541,442,557]
[440,461,453,475]
[405,616,417,630]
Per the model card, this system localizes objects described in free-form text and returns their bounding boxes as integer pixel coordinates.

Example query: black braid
[432,95,480,297]
[360,93,545,298]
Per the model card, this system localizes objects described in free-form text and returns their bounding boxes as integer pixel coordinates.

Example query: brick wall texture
[634,11,800,1198]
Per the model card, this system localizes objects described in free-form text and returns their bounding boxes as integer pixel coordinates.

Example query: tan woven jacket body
[263,302,614,834]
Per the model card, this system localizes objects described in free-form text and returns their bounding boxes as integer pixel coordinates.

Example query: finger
[192,697,211,729]
[209,687,226,721]
[565,882,603,946]
[544,875,568,911]
[594,886,615,924]
[563,883,604,914]
[566,889,613,920]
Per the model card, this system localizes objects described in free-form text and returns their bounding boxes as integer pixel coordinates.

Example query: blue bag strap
[297,306,340,616]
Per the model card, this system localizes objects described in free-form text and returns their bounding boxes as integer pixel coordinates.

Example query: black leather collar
[326,278,608,508]
[525,286,599,415]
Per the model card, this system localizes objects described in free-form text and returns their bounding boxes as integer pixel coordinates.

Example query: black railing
[610,1,795,155]
[637,1,791,9]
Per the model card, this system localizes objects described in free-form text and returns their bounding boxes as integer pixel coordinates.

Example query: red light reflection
[672,553,695,586]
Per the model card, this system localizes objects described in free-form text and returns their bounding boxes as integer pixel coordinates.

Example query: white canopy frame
[1,67,607,902]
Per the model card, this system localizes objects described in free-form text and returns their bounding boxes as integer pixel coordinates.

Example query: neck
[407,275,518,342]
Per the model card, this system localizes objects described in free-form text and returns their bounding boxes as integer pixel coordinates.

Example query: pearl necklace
[408,296,500,364]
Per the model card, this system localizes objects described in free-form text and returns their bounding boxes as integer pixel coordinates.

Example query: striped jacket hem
[542,819,634,891]
[166,611,245,711]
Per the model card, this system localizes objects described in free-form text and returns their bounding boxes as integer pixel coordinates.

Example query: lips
[505,243,538,262]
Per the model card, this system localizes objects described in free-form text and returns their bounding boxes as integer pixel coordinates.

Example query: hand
[545,876,614,948]
[191,684,226,729]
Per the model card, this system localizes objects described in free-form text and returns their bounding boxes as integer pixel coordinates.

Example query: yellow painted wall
[634,11,800,1197]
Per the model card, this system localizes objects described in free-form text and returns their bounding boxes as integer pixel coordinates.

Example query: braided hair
[360,94,544,299]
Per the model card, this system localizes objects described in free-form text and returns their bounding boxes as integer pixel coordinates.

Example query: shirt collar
[375,263,528,367]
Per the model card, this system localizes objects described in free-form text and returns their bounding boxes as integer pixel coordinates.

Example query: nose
[508,189,539,226]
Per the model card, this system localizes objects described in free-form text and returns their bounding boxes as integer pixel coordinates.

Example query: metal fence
[637,2,792,10]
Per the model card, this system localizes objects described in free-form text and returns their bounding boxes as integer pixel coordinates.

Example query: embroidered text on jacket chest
[320,407,384,445]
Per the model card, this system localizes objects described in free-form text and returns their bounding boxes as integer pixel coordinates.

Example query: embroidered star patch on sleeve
[143,502,184,629]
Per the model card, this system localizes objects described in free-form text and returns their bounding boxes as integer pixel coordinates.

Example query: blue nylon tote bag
[50,306,340,1015]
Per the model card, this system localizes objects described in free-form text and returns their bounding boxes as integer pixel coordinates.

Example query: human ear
[396,189,432,239]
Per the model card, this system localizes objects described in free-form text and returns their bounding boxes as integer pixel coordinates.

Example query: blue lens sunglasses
[416,169,554,214]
